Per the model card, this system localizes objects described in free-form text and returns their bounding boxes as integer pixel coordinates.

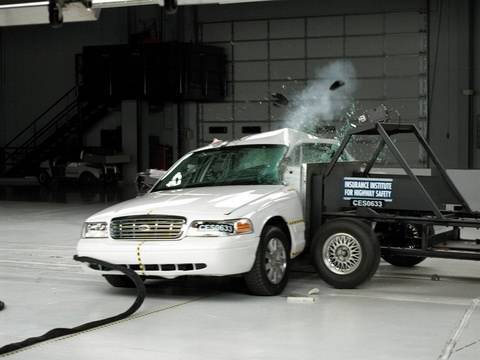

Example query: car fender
[231,187,306,258]
[80,167,102,179]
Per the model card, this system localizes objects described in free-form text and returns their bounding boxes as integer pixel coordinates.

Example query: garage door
[198,11,427,165]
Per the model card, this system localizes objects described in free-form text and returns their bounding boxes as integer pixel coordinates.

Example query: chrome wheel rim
[264,237,287,284]
[322,233,362,275]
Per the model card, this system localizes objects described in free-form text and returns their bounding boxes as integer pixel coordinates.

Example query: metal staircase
[1,86,109,177]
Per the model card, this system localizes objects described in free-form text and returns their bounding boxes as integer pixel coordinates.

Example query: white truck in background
[39,154,120,186]
[76,128,345,295]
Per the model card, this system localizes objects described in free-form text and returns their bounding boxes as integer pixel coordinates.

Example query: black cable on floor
[0,256,146,356]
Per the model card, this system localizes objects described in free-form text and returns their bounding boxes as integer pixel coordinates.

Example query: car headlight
[82,222,108,238]
[187,219,253,237]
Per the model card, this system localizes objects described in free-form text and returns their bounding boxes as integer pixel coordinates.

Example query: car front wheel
[79,171,98,186]
[244,225,290,296]
[37,170,51,185]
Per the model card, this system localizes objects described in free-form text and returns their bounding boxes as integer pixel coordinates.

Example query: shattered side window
[300,143,353,163]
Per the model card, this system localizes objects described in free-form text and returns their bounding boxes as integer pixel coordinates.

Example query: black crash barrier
[0,256,146,356]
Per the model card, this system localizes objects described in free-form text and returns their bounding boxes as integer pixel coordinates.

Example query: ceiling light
[0,1,48,9]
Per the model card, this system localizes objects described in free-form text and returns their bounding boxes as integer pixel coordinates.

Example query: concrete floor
[1,200,480,359]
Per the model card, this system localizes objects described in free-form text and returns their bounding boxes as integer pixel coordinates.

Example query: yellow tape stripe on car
[288,219,305,225]
[136,241,146,275]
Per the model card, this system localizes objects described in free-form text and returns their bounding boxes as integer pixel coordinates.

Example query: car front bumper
[76,235,259,278]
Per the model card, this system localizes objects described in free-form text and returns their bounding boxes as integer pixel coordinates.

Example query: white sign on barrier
[343,177,393,207]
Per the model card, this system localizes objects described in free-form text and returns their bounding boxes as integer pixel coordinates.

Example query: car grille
[110,215,186,240]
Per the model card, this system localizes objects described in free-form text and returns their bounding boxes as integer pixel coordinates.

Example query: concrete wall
[428,0,473,169]
[198,0,426,21]
[121,100,137,182]
[0,5,192,179]
[195,0,480,170]
[83,110,122,147]
[197,0,428,171]
[448,169,480,210]
[0,8,129,145]
[474,1,480,168]
[1,0,480,172]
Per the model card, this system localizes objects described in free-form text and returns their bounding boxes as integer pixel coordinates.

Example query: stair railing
[2,86,80,167]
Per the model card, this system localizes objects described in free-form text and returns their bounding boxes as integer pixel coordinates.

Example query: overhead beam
[0,0,276,26]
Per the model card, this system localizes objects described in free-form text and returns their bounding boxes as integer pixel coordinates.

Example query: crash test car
[76,128,347,295]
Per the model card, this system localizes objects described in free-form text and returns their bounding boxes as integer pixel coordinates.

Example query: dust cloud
[283,60,358,134]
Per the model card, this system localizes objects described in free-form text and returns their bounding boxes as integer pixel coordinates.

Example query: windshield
[152,145,288,191]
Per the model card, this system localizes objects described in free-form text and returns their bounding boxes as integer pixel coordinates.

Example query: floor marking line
[438,297,480,360]
[374,273,480,283]
[455,338,480,353]
[326,293,470,307]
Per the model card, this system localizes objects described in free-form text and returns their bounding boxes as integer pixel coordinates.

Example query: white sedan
[77,128,341,295]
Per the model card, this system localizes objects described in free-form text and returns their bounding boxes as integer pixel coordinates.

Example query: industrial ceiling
[0,0,276,26]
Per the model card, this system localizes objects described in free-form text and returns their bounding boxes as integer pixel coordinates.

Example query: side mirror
[149,169,167,180]
[136,169,167,195]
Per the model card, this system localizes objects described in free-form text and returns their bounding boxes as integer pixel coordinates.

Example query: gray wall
[198,0,426,21]
[196,0,428,170]
[428,0,473,169]
[0,8,129,145]
[196,0,479,169]
[0,5,192,180]
[1,0,479,172]
[474,1,480,168]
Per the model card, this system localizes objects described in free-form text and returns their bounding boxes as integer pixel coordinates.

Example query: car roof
[195,128,338,152]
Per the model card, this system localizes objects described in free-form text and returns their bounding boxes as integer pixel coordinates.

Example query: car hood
[87,185,284,221]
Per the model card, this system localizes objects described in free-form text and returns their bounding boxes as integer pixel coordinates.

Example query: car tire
[381,254,425,267]
[244,225,290,296]
[79,171,98,186]
[103,173,117,185]
[104,275,139,288]
[380,224,431,267]
[37,170,51,185]
[312,219,380,289]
